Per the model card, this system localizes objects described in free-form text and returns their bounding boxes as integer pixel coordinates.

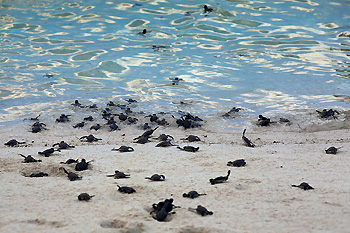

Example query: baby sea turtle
[90,124,102,131]
[29,172,48,177]
[138,29,147,35]
[142,123,151,130]
[242,129,255,147]
[227,159,246,167]
[75,159,93,171]
[209,170,231,185]
[189,205,213,216]
[156,134,174,141]
[43,73,54,78]
[145,174,166,181]
[24,114,41,121]
[325,146,341,155]
[19,154,42,163]
[181,135,201,142]
[156,119,168,126]
[38,148,58,157]
[80,134,102,142]
[107,101,116,106]
[280,118,290,123]
[152,208,169,222]
[5,139,26,147]
[222,107,242,118]
[203,5,213,13]
[117,185,136,194]
[84,116,94,121]
[118,113,128,121]
[182,191,206,199]
[316,109,339,119]
[134,127,159,140]
[126,107,133,115]
[61,167,82,181]
[52,141,75,149]
[156,141,176,147]
[78,193,95,201]
[177,146,199,152]
[106,170,130,179]
[145,114,158,122]
[169,77,184,85]
[176,117,201,129]
[109,123,120,131]
[125,98,137,103]
[150,198,178,222]
[73,122,85,128]
[106,117,116,125]
[111,146,134,152]
[31,122,47,133]
[102,110,113,120]
[56,114,71,123]
[60,159,78,164]
[134,136,150,144]
[257,115,270,126]
[88,104,97,109]
[292,182,314,190]
[72,100,83,107]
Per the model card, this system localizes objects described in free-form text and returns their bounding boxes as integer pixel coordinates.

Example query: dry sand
[0,118,350,233]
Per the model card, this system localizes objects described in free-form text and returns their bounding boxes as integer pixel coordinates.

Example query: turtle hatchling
[60,159,78,164]
[325,146,340,155]
[75,159,93,171]
[242,129,255,147]
[106,170,130,179]
[56,114,71,123]
[134,136,150,144]
[292,182,314,190]
[117,185,136,194]
[177,146,199,152]
[52,141,75,149]
[80,134,102,142]
[134,127,159,140]
[156,134,174,141]
[31,122,47,133]
[19,154,42,163]
[61,167,82,181]
[29,172,48,177]
[78,193,95,201]
[180,135,201,142]
[5,139,26,147]
[145,174,166,181]
[150,198,178,222]
[111,146,134,152]
[90,124,102,131]
[190,205,213,216]
[227,159,246,167]
[209,170,231,185]
[73,122,85,128]
[38,148,58,157]
[156,141,175,147]
[183,191,206,199]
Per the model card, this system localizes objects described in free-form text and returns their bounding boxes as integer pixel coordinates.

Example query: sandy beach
[0,114,350,233]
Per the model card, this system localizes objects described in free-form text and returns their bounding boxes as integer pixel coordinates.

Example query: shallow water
[1,0,350,125]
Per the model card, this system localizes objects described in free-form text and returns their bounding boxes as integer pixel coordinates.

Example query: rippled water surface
[1,0,350,124]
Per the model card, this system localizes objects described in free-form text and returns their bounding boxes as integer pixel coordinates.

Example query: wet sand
[0,119,350,232]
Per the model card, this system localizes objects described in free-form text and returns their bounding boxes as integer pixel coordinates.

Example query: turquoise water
[1,0,350,124]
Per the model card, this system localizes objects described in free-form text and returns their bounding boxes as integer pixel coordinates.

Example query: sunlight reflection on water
[0,0,349,125]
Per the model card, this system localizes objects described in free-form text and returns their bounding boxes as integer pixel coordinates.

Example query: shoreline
[1,115,350,232]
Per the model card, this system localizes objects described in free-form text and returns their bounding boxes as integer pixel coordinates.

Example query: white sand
[0,119,350,233]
